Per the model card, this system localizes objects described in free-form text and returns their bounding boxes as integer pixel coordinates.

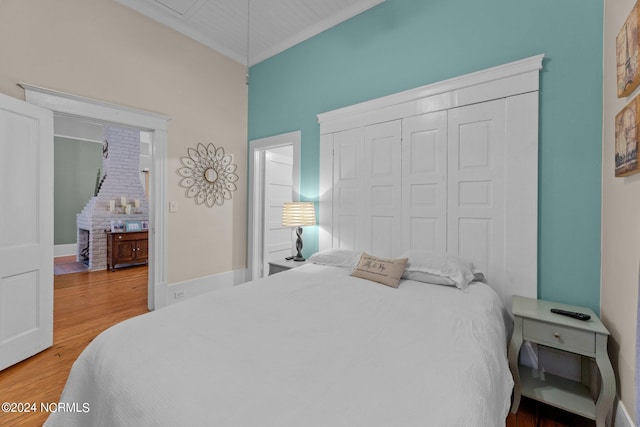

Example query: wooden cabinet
[106,231,148,271]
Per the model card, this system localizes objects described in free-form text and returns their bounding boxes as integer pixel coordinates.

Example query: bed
[47,57,542,427]
[45,254,513,427]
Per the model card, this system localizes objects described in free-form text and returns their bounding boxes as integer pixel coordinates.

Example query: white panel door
[263,147,294,276]
[402,111,448,253]
[332,128,364,250]
[0,92,54,370]
[447,99,506,295]
[362,121,402,257]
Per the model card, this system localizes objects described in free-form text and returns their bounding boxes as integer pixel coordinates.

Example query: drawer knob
[554,332,561,339]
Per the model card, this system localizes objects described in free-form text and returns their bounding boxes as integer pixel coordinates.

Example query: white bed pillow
[402,270,459,286]
[308,249,362,269]
[400,250,478,290]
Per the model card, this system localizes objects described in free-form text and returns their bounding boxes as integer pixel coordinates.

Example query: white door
[248,131,300,281]
[401,111,448,253]
[447,99,506,287]
[0,92,54,370]
[332,127,364,250]
[362,120,402,257]
[332,121,402,257]
[262,147,294,276]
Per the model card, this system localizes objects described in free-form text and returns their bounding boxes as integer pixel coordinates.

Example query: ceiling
[115,0,385,66]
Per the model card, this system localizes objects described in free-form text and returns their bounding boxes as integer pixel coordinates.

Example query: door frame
[247,131,300,281]
[20,83,169,310]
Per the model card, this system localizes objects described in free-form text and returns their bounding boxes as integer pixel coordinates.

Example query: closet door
[332,128,364,250]
[331,121,402,256]
[362,121,402,257]
[401,111,448,253]
[447,99,506,284]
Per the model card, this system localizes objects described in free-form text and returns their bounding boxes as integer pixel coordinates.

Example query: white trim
[247,131,301,281]
[160,268,248,306]
[317,54,544,134]
[318,133,334,252]
[21,84,169,126]
[20,83,169,311]
[504,92,539,300]
[54,244,77,258]
[614,398,634,427]
[53,133,103,144]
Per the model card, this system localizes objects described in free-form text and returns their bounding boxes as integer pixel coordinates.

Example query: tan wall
[0,0,248,283]
[602,0,639,419]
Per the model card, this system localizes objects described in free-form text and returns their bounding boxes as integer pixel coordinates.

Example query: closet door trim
[317,55,543,134]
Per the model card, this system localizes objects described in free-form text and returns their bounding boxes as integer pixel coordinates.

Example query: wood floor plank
[0,266,148,426]
[506,397,596,426]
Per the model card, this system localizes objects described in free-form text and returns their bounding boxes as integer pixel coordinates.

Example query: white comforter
[45,264,513,427]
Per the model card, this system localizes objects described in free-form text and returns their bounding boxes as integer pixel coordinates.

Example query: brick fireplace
[77,126,149,271]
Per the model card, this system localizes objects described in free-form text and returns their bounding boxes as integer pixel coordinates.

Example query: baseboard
[157,268,248,307]
[614,397,634,427]
[54,243,77,258]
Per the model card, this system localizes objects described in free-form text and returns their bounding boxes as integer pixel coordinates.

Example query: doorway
[21,84,168,310]
[53,119,152,276]
[248,131,300,280]
[52,117,152,259]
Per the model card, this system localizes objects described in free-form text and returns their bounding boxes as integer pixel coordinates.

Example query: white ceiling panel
[153,0,199,15]
[116,0,385,66]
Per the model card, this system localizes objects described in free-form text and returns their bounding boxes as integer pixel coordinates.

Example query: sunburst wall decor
[177,143,239,207]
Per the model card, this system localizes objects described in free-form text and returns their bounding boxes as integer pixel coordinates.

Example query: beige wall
[603,0,639,419]
[0,0,248,283]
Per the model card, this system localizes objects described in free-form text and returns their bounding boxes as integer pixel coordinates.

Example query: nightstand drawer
[523,319,595,355]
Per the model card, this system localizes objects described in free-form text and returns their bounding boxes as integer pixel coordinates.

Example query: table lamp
[282,202,316,261]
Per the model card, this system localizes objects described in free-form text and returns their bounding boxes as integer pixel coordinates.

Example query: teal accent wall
[54,137,103,245]
[249,0,603,312]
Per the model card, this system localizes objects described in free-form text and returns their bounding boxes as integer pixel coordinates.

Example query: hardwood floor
[0,265,148,426]
[0,263,595,426]
[506,398,596,426]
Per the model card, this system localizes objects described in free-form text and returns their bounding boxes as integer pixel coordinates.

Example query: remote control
[550,308,591,321]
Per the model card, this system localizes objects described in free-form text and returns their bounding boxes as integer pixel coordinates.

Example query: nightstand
[267,258,311,275]
[508,296,615,427]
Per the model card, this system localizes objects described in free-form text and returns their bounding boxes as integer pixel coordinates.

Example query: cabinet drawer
[523,318,595,355]
[113,233,141,242]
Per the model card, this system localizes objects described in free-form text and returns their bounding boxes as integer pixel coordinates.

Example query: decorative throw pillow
[350,253,408,288]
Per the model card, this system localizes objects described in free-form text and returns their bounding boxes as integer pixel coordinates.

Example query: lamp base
[293,226,305,262]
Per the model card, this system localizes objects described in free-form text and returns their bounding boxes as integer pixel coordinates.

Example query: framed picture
[125,220,143,232]
[141,220,149,230]
[617,2,640,97]
[110,220,125,232]
[615,94,640,176]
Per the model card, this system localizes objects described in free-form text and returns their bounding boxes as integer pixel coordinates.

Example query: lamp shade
[282,202,316,227]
